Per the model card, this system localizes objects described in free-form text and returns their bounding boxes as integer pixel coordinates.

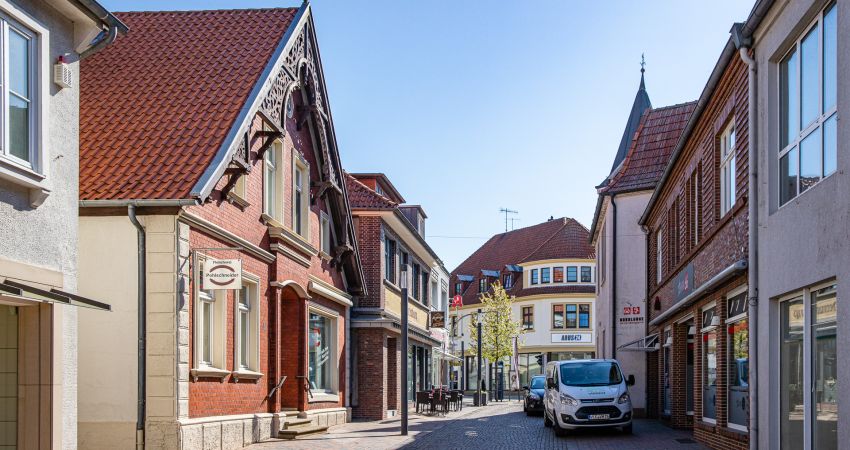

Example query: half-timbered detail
[77,5,364,449]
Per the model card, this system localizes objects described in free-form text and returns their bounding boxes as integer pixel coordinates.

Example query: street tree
[468,281,524,389]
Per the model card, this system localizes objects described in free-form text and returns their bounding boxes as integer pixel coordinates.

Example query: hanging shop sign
[202,259,242,290]
[674,263,695,302]
[430,311,446,329]
[551,332,592,344]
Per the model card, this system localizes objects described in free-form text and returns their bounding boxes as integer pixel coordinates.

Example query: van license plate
[588,414,610,420]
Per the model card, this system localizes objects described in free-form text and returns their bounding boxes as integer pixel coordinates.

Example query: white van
[543,359,634,436]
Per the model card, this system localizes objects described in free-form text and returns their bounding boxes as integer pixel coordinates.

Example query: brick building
[345,173,451,421]
[75,5,365,449]
[449,218,596,394]
[590,64,696,417]
[638,32,751,450]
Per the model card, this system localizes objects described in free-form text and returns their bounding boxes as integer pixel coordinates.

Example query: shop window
[780,284,837,449]
[234,276,260,374]
[662,328,672,416]
[565,304,577,328]
[308,311,337,394]
[779,3,837,206]
[566,266,577,283]
[541,267,551,284]
[719,120,736,216]
[581,267,592,283]
[530,269,539,285]
[579,304,590,328]
[553,267,564,283]
[522,306,533,330]
[702,305,718,424]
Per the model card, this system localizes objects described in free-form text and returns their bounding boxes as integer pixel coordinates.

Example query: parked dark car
[523,375,546,415]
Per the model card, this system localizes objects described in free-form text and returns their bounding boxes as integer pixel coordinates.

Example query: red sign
[623,306,641,315]
[451,295,463,308]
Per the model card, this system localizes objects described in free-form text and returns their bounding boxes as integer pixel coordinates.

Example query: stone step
[277,424,329,440]
[283,417,313,428]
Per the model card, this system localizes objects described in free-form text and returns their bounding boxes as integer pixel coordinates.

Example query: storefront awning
[433,348,461,361]
[0,279,111,311]
[617,333,659,352]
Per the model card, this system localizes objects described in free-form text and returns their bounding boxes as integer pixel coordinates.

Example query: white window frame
[308,307,339,398]
[778,3,838,207]
[292,153,310,238]
[263,140,283,221]
[775,281,837,450]
[193,254,227,376]
[719,120,736,216]
[701,301,718,425]
[233,274,261,378]
[320,210,332,256]
[0,3,49,202]
[656,229,663,284]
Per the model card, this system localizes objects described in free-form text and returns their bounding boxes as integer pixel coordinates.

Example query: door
[0,306,18,450]
[703,330,717,422]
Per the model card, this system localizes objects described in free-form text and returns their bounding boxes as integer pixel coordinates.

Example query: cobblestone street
[249,401,708,450]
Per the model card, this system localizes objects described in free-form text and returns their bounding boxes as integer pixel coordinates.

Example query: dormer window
[530,269,539,285]
[567,266,578,283]
[455,282,462,295]
[553,267,564,283]
[581,267,592,283]
[541,268,551,284]
[478,277,487,293]
[502,273,512,289]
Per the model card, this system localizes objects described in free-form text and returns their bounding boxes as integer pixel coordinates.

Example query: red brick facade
[644,53,750,450]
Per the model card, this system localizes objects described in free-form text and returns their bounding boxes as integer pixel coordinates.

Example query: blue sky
[101,1,755,270]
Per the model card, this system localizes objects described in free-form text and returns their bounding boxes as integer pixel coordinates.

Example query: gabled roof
[608,70,652,175]
[345,172,397,210]
[451,218,595,306]
[347,173,405,204]
[601,102,696,194]
[79,8,298,200]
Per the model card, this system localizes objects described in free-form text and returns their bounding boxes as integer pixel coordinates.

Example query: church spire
[608,56,652,175]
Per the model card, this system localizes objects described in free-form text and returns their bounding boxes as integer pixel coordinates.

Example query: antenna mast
[499,208,518,232]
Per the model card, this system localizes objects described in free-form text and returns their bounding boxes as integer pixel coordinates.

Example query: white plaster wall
[77,215,139,449]
[753,0,850,447]
[0,2,83,447]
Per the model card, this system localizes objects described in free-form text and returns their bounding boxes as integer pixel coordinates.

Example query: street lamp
[400,257,409,436]
[477,308,482,406]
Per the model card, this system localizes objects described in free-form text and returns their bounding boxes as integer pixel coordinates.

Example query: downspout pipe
[128,205,146,450]
[732,24,759,450]
[610,195,617,359]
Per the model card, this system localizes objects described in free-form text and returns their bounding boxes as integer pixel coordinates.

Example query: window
[691,166,702,246]
[728,315,748,430]
[503,273,512,289]
[233,173,247,201]
[263,141,283,220]
[522,306,533,330]
[541,268,551,284]
[455,282,462,295]
[530,269,539,285]
[566,266,578,283]
[2,18,35,168]
[199,289,216,366]
[478,276,487,293]
[719,121,736,216]
[565,304,577,328]
[421,271,429,305]
[552,304,564,329]
[235,277,260,373]
[412,263,421,299]
[656,229,663,283]
[384,238,396,283]
[779,284,837,450]
[320,212,332,256]
[308,312,336,393]
[579,304,590,328]
[702,305,718,423]
[553,267,564,283]
[293,156,309,236]
[581,267,592,283]
[779,4,837,206]
[194,256,227,372]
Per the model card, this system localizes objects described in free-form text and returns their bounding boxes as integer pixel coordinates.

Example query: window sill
[191,366,230,382]
[0,158,50,207]
[226,191,250,210]
[308,392,340,403]
[319,250,332,261]
[231,369,263,381]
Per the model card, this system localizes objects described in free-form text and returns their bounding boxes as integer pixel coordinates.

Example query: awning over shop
[617,333,659,352]
[0,279,111,311]
[433,348,461,361]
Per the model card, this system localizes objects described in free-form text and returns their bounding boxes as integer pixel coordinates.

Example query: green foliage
[467,282,523,362]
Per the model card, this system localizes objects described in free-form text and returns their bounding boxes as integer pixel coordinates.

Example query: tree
[468,281,523,368]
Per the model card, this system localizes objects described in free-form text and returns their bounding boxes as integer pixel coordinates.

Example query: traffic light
[535,354,543,366]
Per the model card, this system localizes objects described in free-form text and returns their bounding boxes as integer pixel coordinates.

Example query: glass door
[812,286,837,449]
[780,297,805,450]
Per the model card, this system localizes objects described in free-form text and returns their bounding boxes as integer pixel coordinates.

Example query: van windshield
[559,362,623,387]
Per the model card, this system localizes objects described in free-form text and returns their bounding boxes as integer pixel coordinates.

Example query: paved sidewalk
[248,401,708,450]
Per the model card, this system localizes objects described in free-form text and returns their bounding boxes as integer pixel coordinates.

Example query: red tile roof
[601,102,697,194]
[79,8,298,200]
[451,218,595,306]
[345,172,397,210]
